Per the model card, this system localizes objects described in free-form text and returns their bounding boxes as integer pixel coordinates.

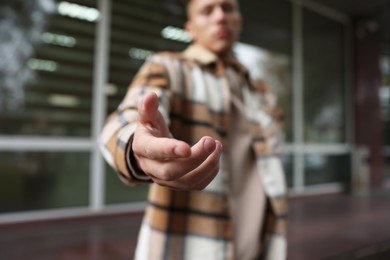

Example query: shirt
[99,44,288,260]
[227,65,266,259]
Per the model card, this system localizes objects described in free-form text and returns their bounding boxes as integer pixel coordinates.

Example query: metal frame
[289,0,352,194]
[0,136,92,151]
[0,202,146,225]
[89,0,111,212]
[292,0,305,193]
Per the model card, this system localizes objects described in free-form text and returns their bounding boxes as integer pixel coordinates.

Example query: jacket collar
[183,44,218,65]
[183,44,250,77]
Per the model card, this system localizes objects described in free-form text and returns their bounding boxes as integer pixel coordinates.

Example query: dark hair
[180,0,191,18]
[181,0,192,9]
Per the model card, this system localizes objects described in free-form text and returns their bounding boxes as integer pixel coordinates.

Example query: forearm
[99,107,141,186]
[99,86,172,186]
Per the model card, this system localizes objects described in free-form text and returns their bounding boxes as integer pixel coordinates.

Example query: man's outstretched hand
[132,92,222,190]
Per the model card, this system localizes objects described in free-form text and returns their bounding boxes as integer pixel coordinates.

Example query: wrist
[126,135,151,182]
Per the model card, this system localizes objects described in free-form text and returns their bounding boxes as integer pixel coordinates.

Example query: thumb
[138,92,159,125]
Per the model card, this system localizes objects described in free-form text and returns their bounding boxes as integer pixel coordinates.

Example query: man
[99,0,288,259]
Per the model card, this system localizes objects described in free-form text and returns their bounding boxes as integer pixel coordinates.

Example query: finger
[144,137,221,182]
[181,140,222,189]
[134,134,191,160]
[138,92,159,125]
[137,92,171,138]
[151,141,222,190]
[193,163,219,190]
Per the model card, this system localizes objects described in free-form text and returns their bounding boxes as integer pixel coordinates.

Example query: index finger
[138,92,159,125]
[133,132,191,160]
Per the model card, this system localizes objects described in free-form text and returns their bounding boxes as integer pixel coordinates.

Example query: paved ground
[288,189,390,260]
[1,188,390,260]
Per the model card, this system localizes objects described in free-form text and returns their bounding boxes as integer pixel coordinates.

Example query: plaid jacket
[99,44,288,260]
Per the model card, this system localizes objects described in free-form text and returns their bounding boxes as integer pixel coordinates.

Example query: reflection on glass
[0,0,96,136]
[160,26,191,43]
[303,9,346,143]
[304,154,349,186]
[57,1,100,22]
[0,152,90,213]
[105,166,149,204]
[0,0,55,110]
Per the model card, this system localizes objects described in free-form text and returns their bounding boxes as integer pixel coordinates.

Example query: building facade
[0,0,389,222]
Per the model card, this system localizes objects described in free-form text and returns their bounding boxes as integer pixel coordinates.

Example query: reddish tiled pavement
[1,189,390,260]
[287,189,390,260]
[0,212,143,260]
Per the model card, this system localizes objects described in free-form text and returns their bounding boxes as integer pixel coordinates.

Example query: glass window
[303,9,346,143]
[0,0,97,136]
[282,153,294,188]
[304,154,350,186]
[379,54,390,180]
[385,153,390,181]
[0,152,90,213]
[105,166,149,204]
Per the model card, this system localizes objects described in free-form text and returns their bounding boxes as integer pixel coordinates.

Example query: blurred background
[0,0,389,259]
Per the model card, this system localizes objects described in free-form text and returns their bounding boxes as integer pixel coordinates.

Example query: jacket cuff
[126,135,152,182]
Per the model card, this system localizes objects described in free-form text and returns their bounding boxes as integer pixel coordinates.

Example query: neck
[217,50,234,64]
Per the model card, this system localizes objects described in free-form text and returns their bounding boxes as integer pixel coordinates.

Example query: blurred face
[185,0,242,57]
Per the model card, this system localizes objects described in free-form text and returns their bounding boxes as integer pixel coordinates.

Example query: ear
[185,21,195,41]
